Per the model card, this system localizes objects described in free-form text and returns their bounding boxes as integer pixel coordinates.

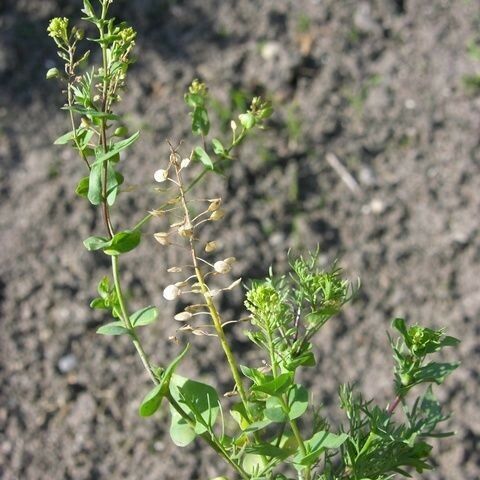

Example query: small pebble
[58,353,78,373]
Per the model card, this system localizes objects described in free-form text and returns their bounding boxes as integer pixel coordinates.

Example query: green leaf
[54,130,75,145]
[139,344,190,417]
[287,385,308,420]
[94,131,140,164]
[229,402,250,431]
[211,138,226,156]
[193,146,214,170]
[130,306,158,327]
[238,112,255,130]
[295,431,349,467]
[83,235,110,251]
[185,92,205,108]
[251,372,293,396]
[87,161,103,205]
[75,176,89,198]
[245,442,290,459]
[286,350,315,371]
[106,165,124,206]
[265,396,287,423]
[192,106,210,136]
[82,0,95,17]
[103,230,141,256]
[170,374,220,435]
[96,321,130,336]
[63,105,119,121]
[170,408,196,447]
[90,297,106,309]
[244,418,273,433]
[414,362,459,385]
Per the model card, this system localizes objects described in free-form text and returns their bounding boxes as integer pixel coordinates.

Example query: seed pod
[163,284,181,301]
[154,232,170,246]
[209,209,225,221]
[180,158,191,169]
[174,311,193,322]
[224,257,236,265]
[225,278,242,291]
[167,267,182,273]
[185,304,207,313]
[154,168,169,183]
[207,198,222,212]
[214,260,231,274]
[178,223,193,238]
[205,241,218,253]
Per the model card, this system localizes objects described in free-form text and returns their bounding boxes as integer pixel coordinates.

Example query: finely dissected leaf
[83,235,110,251]
[193,146,214,169]
[130,306,158,327]
[87,161,103,205]
[75,176,89,198]
[94,131,140,164]
[139,344,190,417]
[103,230,141,255]
[96,321,130,336]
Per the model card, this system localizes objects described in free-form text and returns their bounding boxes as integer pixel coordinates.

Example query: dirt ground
[0,0,479,479]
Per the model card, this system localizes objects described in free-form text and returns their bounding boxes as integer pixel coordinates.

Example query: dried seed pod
[185,304,207,313]
[149,209,166,217]
[174,311,193,322]
[154,168,169,183]
[180,158,191,169]
[163,284,181,301]
[154,232,170,246]
[225,278,242,291]
[205,241,218,253]
[167,266,182,273]
[207,198,222,212]
[174,280,189,288]
[214,260,231,274]
[178,224,193,238]
[224,257,236,265]
[209,209,225,221]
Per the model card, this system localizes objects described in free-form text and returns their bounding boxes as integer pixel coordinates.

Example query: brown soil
[0,1,479,479]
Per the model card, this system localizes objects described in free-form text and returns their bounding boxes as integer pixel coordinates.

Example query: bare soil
[0,1,479,479]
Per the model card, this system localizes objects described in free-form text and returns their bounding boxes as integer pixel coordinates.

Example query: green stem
[111,255,157,384]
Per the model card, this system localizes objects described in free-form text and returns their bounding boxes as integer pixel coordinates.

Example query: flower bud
[214,260,231,274]
[163,284,181,301]
[154,168,169,183]
[231,120,237,132]
[46,67,60,80]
